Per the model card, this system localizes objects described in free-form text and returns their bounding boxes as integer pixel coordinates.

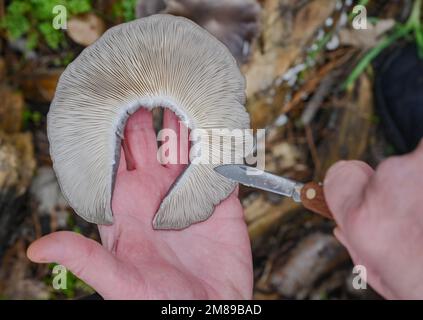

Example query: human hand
[27,109,253,299]
[324,140,423,299]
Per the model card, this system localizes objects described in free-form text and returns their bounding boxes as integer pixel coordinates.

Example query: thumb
[27,231,120,297]
[324,161,374,228]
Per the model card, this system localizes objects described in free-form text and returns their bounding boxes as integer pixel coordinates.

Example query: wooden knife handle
[300,182,333,220]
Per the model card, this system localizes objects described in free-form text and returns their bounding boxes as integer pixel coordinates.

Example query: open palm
[27,108,253,299]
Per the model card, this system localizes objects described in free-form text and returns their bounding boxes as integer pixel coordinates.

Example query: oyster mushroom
[48,14,250,230]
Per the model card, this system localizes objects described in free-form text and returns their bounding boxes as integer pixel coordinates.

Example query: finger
[117,146,128,173]
[333,227,348,248]
[121,139,136,171]
[232,185,239,197]
[125,108,158,167]
[324,160,374,228]
[211,186,243,220]
[27,231,122,297]
[162,109,189,175]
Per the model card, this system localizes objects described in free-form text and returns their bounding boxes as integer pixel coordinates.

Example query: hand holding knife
[214,164,333,219]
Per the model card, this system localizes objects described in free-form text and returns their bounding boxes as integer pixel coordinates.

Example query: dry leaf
[0,132,35,256]
[0,240,49,299]
[291,0,336,42]
[20,68,63,103]
[270,233,349,298]
[244,194,272,224]
[0,58,5,82]
[317,74,374,180]
[339,19,395,49]
[0,132,35,194]
[248,199,300,241]
[271,142,301,169]
[244,0,336,99]
[0,84,24,133]
[67,13,106,47]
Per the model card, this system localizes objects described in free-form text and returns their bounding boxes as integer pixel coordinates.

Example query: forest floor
[0,0,413,299]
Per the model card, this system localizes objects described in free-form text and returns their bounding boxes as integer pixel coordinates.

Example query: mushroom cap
[48,14,249,229]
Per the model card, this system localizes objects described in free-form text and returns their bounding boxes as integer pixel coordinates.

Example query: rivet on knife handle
[300,182,333,219]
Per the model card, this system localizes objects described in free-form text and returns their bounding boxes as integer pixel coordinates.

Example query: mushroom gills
[47,14,250,229]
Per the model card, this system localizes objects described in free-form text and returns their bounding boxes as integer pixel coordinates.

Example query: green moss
[38,21,65,50]
[1,0,92,51]
[66,0,92,15]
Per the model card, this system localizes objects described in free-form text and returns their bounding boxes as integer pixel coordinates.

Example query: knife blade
[214,164,304,202]
[214,164,333,219]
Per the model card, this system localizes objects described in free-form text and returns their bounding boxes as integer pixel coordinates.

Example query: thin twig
[281,49,355,114]
[305,125,321,175]
[301,70,340,125]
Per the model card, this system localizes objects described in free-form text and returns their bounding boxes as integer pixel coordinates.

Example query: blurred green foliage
[22,108,42,128]
[1,0,92,50]
[343,0,423,89]
[44,216,93,299]
[112,0,138,22]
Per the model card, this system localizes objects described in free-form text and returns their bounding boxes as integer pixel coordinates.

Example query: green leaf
[3,14,31,39]
[66,0,92,15]
[2,0,31,39]
[416,28,423,59]
[26,31,39,50]
[38,22,64,49]
[7,0,31,15]
[122,0,137,21]
[30,0,56,20]
[113,0,137,22]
